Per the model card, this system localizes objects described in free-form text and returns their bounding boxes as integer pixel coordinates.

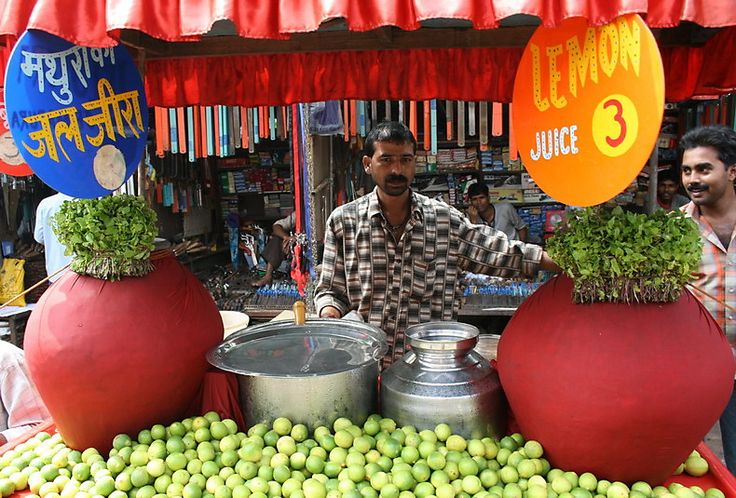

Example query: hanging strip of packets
[153,106,291,161]
[154,101,519,160]
[339,100,518,161]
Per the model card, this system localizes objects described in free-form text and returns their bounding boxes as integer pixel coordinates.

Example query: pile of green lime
[0,412,725,498]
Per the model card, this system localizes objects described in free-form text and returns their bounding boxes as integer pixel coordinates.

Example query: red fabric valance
[2,0,736,48]
[145,27,736,107]
[144,47,524,107]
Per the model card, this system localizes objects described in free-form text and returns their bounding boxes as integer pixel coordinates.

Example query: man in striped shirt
[315,121,559,366]
[680,125,736,472]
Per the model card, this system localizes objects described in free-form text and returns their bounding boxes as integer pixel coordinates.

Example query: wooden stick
[687,283,736,313]
[0,264,71,311]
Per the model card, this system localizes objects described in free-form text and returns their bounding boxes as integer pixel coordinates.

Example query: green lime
[363,420,381,436]
[210,422,230,441]
[291,425,309,443]
[552,476,573,494]
[131,467,152,488]
[435,483,455,498]
[184,482,204,498]
[332,418,353,432]
[379,419,397,433]
[458,459,479,477]
[277,437,298,457]
[381,483,400,498]
[273,418,294,437]
[303,478,327,498]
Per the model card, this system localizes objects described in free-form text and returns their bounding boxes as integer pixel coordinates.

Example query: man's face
[681,146,736,207]
[469,193,491,213]
[363,141,416,197]
[657,180,678,202]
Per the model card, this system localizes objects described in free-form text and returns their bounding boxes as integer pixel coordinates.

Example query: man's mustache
[687,184,708,192]
[386,175,408,183]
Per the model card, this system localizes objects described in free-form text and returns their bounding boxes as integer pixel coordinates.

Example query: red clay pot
[24,252,223,451]
[498,275,735,484]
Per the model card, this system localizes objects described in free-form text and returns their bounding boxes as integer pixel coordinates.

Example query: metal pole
[646,145,658,214]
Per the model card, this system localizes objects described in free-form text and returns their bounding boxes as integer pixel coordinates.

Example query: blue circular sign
[3,30,148,198]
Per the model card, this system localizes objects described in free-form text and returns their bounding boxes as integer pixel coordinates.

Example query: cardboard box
[488,188,524,202]
[523,188,554,203]
[521,173,537,189]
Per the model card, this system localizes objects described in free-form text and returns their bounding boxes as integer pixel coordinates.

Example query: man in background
[0,341,49,445]
[679,125,736,472]
[466,182,528,241]
[656,169,690,212]
[34,192,73,282]
[253,211,296,287]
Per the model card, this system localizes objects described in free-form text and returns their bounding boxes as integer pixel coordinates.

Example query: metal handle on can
[293,301,307,325]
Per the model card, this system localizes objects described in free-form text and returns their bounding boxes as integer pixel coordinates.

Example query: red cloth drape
[145,32,736,107]
[2,0,736,48]
[144,47,523,106]
[694,26,736,96]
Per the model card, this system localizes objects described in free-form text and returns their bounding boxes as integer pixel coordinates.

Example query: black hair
[680,125,736,168]
[467,182,489,197]
[657,169,679,184]
[363,121,417,157]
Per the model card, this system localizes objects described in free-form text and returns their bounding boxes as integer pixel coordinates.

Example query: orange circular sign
[0,95,33,176]
[512,14,664,207]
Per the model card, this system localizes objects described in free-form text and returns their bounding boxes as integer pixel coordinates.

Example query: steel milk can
[380,322,507,438]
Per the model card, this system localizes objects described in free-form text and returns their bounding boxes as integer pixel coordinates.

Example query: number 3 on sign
[592,94,639,158]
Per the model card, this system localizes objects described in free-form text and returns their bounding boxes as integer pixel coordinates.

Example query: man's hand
[281,235,294,254]
[319,306,343,319]
[540,252,562,273]
[467,205,479,223]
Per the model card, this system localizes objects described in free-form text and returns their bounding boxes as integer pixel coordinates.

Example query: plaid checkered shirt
[682,202,736,345]
[315,188,543,366]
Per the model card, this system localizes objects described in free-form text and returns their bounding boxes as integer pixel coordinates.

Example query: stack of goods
[245,281,301,310]
[463,274,542,308]
[438,147,478,171]
[480,146,512,172]
[448,174,477,206]
[517,204,565,243]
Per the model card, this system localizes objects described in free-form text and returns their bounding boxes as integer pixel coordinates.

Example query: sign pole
[646,146,658,214]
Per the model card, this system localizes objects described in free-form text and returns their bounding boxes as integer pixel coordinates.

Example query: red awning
[145,26,736,106]
[2,0,736,48]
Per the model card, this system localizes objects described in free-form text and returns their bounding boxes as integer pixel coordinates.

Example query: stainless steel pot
[380,322,507,439]
[207,318,387,429]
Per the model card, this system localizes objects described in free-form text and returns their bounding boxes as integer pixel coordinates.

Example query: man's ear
[729,164,736,182]
[363,156,371,174]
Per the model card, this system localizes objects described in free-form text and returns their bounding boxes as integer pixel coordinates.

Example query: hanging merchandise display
[290,104,310,296]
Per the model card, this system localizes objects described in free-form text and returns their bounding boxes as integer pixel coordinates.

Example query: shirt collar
[367,187,424,224]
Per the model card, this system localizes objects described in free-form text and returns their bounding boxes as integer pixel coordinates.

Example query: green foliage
[51,195,158,281]
[546,207,702,304]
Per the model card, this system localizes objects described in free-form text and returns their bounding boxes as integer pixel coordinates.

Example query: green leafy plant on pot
[498,205,735,484]
[52,194,158,281]
[25,193,223,451]
[545,206,702,304]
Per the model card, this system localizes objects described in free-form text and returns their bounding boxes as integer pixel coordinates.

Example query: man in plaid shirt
[315,122,559,366]
[680,125,736,472]
[0,341,49,446]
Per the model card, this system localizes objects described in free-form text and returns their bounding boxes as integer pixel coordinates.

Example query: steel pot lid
[207,319,388,377]
[405,322,479,351]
